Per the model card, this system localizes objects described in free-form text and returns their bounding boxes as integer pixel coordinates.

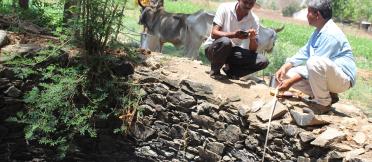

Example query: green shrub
[282,2,301,17]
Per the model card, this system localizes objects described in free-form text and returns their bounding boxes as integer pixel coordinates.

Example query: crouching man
[204,0,269,80]
[275,0,357,114]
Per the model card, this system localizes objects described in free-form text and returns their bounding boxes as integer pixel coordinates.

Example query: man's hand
[234,29,256,39]
[247,29,257,40]
[277,79,292,91]
[234,30,248,39]
[275,63,292,84]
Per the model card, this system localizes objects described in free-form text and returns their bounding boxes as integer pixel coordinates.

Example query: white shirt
[203,2,260,49]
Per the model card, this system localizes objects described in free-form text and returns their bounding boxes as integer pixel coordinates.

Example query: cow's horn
[274,25,285,33]
[138,0,149,8]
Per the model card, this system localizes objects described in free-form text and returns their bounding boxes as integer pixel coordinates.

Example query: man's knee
[258,55,269,70]
[216,37,232,47]
[306,56,327,74]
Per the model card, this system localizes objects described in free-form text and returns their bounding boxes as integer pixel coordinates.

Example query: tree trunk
[19,0,29,9]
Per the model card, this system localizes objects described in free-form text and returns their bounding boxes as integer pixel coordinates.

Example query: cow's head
[257,25,284,53]
[138,0,164,30]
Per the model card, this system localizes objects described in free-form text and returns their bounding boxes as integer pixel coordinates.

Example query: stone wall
[131,63,371,162]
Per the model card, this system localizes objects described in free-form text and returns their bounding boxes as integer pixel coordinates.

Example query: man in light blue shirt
[275,0,357,114]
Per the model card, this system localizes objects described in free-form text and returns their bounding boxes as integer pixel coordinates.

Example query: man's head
[307,0,332,22]
[238,0,256,11]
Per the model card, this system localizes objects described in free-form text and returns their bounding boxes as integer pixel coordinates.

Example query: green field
[123,0,372,115]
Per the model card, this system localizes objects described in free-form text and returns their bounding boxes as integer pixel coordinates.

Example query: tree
[18,0,29,9]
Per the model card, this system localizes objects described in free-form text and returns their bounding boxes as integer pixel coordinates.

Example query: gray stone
[170,124,185,139]
[311,127,346,147]
[0,30,8,48]
[331,143,353,152]
[290,109,329,127]
[215,125,241,143]
[206,142,225,155]
[149,93,167,106]
[187,146,199,154]
[283,124,298,137]
[180,79,213,97]
[297,156,310,162]
[138,104,155,116]
[332,103,365,118]
[136,146,158,158]
[4,86,21,97]
[196,102,219,115]
[299,131,316,143]
[187,130,202,146]
[226,95,241,102]
[365,144,372,151]
[191,112,215,129]
[166,91,196,112]
[245,135,259,150]
[353,132,366,145]
[197,129,215,137]
[344,148,365,160]
[198,146,221,162]
[144,57,161,70]
[327,150,344,159]
[238,104,251,117]
[231,149,256,162]
[150,83,169,95]
[131,122,156,140]
[219,111,239,124]
[159,150,175,158]
[222,156,231,161]
[251,99,265,113]
[1,44,41,54]
[256,100,288,122]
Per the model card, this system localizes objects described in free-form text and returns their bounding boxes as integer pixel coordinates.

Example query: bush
[282,2,301,17]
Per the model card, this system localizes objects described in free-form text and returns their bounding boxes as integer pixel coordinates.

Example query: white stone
[353,132,366,145]
[311,127,346,147]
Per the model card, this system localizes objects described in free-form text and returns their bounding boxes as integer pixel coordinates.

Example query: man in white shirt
[204,0,269,80]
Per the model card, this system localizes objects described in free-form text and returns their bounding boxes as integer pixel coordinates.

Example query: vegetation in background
[333,0,372,22]
[281,2,301,17]
[2,0,143,159]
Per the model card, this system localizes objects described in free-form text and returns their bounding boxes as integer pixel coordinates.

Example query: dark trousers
[205,37,269,78]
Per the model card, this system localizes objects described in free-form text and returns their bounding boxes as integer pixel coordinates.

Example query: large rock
[311,127,346,147]
[1,44,40,54]
[0,30,8,48]
[256,100,288,122]
[215,125,241,143]
[130,122,156,141]
[180,79,213,98]
[206,142,225,155]
[166,91,196,112]
[191,112,215,129]
[290,109,330,127]
[4,85,22,97]
[198,146,221,162]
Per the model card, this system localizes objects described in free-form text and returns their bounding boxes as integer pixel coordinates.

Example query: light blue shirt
[287,19,356,86]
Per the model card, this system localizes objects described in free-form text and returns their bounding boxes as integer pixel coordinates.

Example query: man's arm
[248,29,258,51]
[211,23,234,39]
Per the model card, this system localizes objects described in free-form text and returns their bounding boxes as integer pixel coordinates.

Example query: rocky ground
[131,52,372,161]
[1,25,372,161]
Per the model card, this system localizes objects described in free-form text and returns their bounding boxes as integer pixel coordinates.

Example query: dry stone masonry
[130,54,372,162]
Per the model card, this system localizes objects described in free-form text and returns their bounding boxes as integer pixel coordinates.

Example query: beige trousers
[286,56,351,106]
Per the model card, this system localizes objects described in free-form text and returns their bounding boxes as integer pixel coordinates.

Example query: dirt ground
[159,55,273,106]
